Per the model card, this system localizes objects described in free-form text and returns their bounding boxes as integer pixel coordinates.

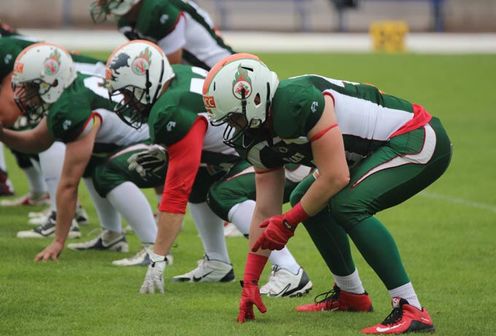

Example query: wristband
[243,253,268,285]
[283,202,309,227]
[148,250,171,265]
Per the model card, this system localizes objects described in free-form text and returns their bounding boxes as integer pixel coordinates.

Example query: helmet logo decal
[232,64,252,100]
[43,49,62,76]
[14,61,24,74]
[109,52,131,79]
[131,47,152,76]
[203,95,216,110]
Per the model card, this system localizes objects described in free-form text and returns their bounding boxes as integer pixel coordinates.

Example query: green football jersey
[242,75,425,169]
[46,73,149,156]
[117,0,233,69]
[148,64,239,169]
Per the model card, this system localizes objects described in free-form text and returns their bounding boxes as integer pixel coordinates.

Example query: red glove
[237,253,268,323]
[237,281,267,323]
[252,202,309,252]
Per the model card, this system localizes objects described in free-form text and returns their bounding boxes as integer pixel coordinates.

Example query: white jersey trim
[352,124,436,187]
[157,14,186,55]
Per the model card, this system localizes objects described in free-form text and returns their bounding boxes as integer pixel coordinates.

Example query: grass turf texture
[1,52,495,335]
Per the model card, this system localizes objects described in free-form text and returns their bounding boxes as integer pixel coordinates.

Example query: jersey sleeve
[134,0,182,42]
[46,94,93,143]
[157,13,186,54]
[273,85,325,139]
[148,101,197,147]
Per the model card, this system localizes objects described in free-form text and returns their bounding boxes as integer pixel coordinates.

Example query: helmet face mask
[105,40,175,129]
[11,43,76,125]
[12,80,51,125]
[110,85,150,129]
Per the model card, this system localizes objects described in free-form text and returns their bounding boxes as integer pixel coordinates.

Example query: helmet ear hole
[254,93,261,106]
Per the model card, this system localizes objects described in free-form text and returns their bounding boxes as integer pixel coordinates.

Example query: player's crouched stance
[104,41,312,296]
[0,43,159,264]
[203,54,452,334]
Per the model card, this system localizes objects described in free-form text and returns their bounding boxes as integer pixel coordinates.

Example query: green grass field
[1,52,495,335]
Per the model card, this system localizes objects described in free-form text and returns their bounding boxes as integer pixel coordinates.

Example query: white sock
[332,269,365,294]
[84,178,122,232]
[23,163,48,194]
[189,202,230,263]
[228,200,301,274]
[107,182,157,244]
[39,142,65,212]
[388,282,421,309]
[0,143,7,171]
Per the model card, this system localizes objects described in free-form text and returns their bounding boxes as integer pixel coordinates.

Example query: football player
[106,40,311,295]
[0,43,159,264]
[203,53,452,334]
[90,0,233,69]
[0,28,105,215]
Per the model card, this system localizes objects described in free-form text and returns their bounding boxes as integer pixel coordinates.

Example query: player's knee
[330,198,369,231]
[92,168,112,198]
[206,187,229,221]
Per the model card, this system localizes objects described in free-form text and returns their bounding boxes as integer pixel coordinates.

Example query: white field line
[419,191,496,214]
[18,29,496,53]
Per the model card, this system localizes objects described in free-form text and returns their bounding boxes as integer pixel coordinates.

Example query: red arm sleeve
[158,117,207,213]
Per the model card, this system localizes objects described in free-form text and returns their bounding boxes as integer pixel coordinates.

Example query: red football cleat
[361,297,435,334]
[296,285,373,312]
[0,169,14,197]
[0,192,50,206]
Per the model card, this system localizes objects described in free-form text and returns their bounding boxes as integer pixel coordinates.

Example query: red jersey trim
[323,91,335,106]
[76,111,102,140]
[309,123,338,142]
[389,103,432,138]
[164,11,185,35]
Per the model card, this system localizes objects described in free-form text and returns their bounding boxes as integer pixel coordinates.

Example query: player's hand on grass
[35,241,64,262]
[139,251,168,294]
[237,281,267,323]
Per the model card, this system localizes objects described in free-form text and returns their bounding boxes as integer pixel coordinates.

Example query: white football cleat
[67,229,128,252]
[112,246,174,267]
[223,222,244,237]
[260,266,313,297]
[28,205,89,226]
[172,255,234,282]
[17,211,81,239]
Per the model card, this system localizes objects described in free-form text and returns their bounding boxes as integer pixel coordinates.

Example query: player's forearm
[248,208,272,257]
[54,183,78,245]
[300,172,349,216]
[153,211,184,256]
[0,128,50,153]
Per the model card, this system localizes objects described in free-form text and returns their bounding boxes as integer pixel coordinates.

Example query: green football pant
[92,143,166,198]
[290,117,452,289]
[208,165,300,221]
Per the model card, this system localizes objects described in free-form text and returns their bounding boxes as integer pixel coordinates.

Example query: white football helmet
[105,40,174,128]
[11,42,76,124]
[202,53,279,129]
[90,0,141,22]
